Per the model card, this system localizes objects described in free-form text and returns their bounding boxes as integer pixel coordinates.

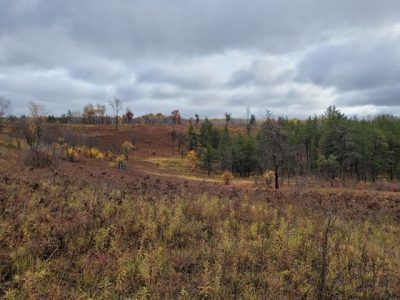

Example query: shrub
[184,150,198,171]
[76,146,90,157]
[24,150,56,169]
[110,155,127,170]
[374,180,399,192]
[252,175,262,187]
[63,146,79,162]
[221,171,233,185]
[104,150,115,161]
[263,170,275,186]
[74,146,104,160]
[51,142,61,155]
[89,147,104,160]
[121,141,135,160]
[95,152,104,160]
[0,168,399,298]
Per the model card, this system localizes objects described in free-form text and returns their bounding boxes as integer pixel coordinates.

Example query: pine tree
[187,125,198,151]
[219,127,233,171]
[200,144,219,176]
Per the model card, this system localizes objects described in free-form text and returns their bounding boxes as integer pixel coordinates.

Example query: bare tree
[170,110,181,155]
[95,104,106,124]
[25,102,47,150]
[109,98,122,129]
[245,107,256,135]
[0,96,11,133]
[317,213,337,300]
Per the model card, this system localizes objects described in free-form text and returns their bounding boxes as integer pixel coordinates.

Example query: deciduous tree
[257,116,287,189]
[0,96,11,133]
[25,102,47,150]
[109,98,122,129]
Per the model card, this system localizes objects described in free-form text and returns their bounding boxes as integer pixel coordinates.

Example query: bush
[104,150,115,161]
[252,175,262,187]
[1,177,399,298]
[24,150,56,169]
[184,150,198,171]
[89,147,104,160]
[110,155,127,170]
[221,171,233,185]
[62,146,79,162]
[51,142,61,155]
[121,141,135,160]
[374,180,399,192]
[263,170,275,186]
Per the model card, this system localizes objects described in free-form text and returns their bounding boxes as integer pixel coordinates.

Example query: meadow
[0,119,399,299]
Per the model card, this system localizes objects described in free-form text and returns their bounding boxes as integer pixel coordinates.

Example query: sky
[1,0,400,118]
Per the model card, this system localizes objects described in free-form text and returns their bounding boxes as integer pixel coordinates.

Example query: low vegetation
[0,100,399,299]
[0,170,399,299]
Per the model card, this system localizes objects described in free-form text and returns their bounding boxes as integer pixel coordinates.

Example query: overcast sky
[1,0,400,118]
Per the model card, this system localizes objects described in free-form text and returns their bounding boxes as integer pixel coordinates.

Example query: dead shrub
[374,180,399,192]
[24,149,57,169]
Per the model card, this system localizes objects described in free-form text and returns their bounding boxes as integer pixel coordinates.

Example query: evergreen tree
[368,127,389,182]
[232,134,258,177]
[316,154,340,186]
[187,125,198,151]
[199,118,219,148]
[220,127,233,171]
[199,144,219,176]
[320,105,349,180]
[303,116,320,171]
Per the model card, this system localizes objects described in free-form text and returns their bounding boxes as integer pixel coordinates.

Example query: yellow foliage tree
[184,150,198,171]
[221,171,233,185]
[263,170,275,187]
[121,141,135,160]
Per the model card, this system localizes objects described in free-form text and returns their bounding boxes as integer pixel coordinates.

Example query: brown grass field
[0,124,399,299]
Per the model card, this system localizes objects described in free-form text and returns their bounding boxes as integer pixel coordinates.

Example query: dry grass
[0,130,399,299]
[0,168,399,299]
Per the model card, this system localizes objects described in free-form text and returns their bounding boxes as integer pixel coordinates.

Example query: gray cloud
[1,0,400,117]
[298,35,400,92]
[336,85,400,107]
[298,30,400,108]
[227,57,296,87]
[136,66,220,90]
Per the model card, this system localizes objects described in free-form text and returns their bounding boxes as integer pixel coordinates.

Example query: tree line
[188,106,400,187]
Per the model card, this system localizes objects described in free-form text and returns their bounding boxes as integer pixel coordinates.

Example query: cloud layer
[1,0,400,118]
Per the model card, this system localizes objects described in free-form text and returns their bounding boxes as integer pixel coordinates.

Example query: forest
[189,106,400,188]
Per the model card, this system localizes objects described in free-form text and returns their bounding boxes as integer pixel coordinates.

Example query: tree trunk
[275,163,279,190]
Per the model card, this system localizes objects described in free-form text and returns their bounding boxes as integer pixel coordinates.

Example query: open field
[3,1,400,298]
[0,123,399,299]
